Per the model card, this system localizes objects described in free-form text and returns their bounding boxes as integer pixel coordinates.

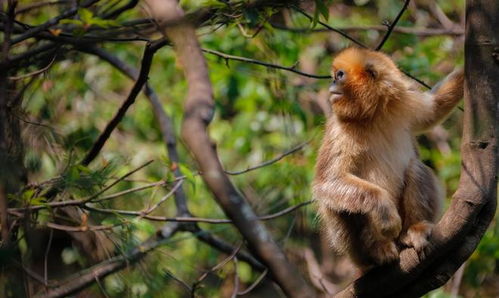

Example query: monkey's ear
[365,63,377,79]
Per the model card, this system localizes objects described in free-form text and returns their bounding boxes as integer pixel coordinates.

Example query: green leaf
[315,0,330,21]
[60,19,84,26]
[178,163,196,192]
[79,8,94,24]
[30,197,47,206]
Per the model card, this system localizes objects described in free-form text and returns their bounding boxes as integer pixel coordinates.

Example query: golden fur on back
[313,48,463,269]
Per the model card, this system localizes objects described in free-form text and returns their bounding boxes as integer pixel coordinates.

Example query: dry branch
[81,40,167,165]
[376,0,411,50]
[145,0,315,296]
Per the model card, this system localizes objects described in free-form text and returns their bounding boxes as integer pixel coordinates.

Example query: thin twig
[16,1,69,14]
[81,160,154,203]
[94,276,110,298]
[81,39,167,165]
[11,0,100,45]
[231,257,239,298]
[225,141,309,175]
[376,0,411,50]
[46,222,118,232]
[7,160,154,214]
[94,180,169,202]
[139,180,183,216]
[237,269,268,296]
[9,53,57,80]
[293,6,366,48]
[202,48,330,79]
[164,269,192,293]
[44,229,54,285]
[86,200,313,224]
[271,23,464,37]
[101,0,138,19]
[192,242,242,296]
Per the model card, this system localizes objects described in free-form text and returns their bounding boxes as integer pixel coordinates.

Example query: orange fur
[313,47,463,270]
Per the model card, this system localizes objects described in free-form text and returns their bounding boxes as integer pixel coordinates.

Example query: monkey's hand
[370,192,402,239]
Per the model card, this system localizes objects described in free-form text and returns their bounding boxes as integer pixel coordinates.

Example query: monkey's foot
[400,221,433,251]
[371,199,402,239]
[370,241,399,265]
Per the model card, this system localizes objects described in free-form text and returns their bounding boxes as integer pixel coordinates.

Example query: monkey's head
[329,48,407,122]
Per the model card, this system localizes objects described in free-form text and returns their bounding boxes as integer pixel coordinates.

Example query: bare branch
[16,1,69,14]
[225,141,309,175]
[11,0,99,45]
[271,23,464,37]
[35,224,181,298]
[85,199,312,224]
[146,1,315,295]
[75,45,192,217]
[139,180,183,216]
[8,52,57,80]
[81,40,167,166]
[293,6,365,48]
[376,0,411,50]
[237,269,268,295]
[203,48,330,79]
[290,4,431,89]
[46,222,118,232]
[194,242,242,287]
[101,0,138,19]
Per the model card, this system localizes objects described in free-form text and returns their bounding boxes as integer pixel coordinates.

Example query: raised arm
[409,68,464,132]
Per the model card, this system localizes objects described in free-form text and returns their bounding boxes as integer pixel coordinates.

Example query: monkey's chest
[356,141,415,197]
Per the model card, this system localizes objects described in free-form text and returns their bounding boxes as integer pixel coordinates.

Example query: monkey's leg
[399,159,443,251]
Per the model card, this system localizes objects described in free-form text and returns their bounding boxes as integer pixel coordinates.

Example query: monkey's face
[329,48,403,122]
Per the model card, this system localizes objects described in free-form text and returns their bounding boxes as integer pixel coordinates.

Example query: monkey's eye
[336,70,345,80]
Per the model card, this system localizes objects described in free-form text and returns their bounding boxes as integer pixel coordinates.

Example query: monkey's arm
[313,173,401,238]
[409,68,464,132]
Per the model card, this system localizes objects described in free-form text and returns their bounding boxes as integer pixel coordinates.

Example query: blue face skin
[329,69,346,103]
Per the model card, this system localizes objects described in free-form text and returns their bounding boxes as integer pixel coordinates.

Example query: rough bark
[144,1,315,297]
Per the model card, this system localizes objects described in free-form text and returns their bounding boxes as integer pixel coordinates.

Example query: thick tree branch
[146,0,315,296]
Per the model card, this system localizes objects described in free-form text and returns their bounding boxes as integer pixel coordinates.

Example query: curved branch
[81,39,167,166]
[145,0,315,297]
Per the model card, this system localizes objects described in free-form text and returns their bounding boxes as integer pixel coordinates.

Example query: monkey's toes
[400,222,433,251]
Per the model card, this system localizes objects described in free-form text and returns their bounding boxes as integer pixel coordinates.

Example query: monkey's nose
[329,83,342,95]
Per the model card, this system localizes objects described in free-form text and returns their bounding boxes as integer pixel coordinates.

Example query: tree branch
[145,0,315,296]
[271,23,464,37]
[81,39,167,166]
[10,0,99,45]
[203,48,330,79]
[376,0,411,50]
